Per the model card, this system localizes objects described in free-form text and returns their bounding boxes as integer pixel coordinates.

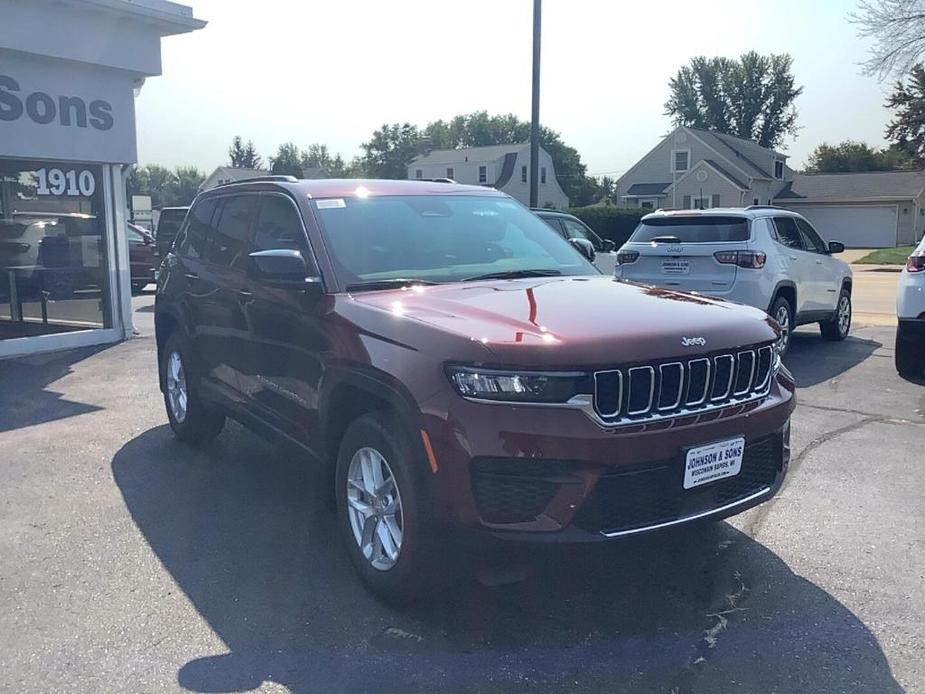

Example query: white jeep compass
[615,207,853,353]
[896,238,925,378]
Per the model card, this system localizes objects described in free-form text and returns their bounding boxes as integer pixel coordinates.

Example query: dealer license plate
[661,259,690,274]
[683,437,745,489]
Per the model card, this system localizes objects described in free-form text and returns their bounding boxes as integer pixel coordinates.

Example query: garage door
[792,205,897,248]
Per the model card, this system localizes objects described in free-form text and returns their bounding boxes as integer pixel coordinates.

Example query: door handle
[788,255,798,261]
[237,289,253,300]
[184,272,199,281]
[816,259,823,264]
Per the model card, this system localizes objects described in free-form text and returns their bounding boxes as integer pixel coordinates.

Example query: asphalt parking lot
[1,291,922,693]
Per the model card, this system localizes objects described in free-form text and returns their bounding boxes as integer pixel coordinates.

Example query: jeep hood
[347,276,778,367]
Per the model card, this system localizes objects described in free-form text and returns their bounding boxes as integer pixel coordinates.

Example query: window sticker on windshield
[316,199,346,209]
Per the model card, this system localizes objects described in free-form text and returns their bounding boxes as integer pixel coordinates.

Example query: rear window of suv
[629,216,750,243]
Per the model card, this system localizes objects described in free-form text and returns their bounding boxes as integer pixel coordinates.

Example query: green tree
[665,52,802,149]
[886,64,925,160]
[804,140,916,172]
[170,166,205,205]
[269,142,304,177]
[360,123,422,179]
[228,136,263,169]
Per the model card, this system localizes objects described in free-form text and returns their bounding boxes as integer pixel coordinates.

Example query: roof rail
[413,177,457,183]
[744,204,787,211]
[216,175,298,187]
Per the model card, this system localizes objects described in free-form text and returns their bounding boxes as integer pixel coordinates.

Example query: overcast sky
[136,0,891,176]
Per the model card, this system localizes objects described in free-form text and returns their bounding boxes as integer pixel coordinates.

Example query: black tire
[820,289,851,341]
[895,325,925,379]
[161,332,225,445]
[769,295,794,356]
[335,411,440,604]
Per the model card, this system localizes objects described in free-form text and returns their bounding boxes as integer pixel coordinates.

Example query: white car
[615,207,853,353]
[895,238,925,377]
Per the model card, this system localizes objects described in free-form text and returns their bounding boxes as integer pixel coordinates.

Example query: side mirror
[248,249,322,294]
[602,239,616,253]
[569,237,596,263]
[828,241,845,254]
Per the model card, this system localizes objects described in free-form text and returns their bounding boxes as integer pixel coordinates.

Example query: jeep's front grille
[593,345,774,425]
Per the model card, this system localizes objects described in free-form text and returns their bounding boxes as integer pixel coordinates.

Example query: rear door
[770,216,815,313]
[618,215,747,293]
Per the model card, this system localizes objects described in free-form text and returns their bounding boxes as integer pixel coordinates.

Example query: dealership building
[0,0,204,358]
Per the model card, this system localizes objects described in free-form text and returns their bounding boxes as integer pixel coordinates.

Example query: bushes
[568,206,647,247]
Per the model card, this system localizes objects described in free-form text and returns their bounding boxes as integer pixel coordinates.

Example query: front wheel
[335,412,440,604]
[820,290,851,341]
[769,296,794,356]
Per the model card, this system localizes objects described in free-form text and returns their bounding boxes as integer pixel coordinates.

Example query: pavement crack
[798,401,925,424]
[743,415,884,539]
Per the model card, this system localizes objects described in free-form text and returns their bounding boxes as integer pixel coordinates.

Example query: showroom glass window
[0,159,111,340]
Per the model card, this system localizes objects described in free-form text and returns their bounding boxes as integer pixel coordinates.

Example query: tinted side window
[178,199,216,259]
[796,219,827,253]
[211,195,257,268]
[772,217,804,250]
[126,226,145,244]
[253,195,308,253]
[562,218,603,251]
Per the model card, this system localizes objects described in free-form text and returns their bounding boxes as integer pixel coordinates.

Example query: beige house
[616,126,925,247]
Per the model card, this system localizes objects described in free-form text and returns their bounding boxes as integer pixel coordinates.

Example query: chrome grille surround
[593,344,776,426]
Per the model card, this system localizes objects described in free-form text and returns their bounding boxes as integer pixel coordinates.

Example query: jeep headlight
[447,366,592,403]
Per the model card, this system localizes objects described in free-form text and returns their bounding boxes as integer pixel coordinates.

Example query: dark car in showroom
[154,177,795,602]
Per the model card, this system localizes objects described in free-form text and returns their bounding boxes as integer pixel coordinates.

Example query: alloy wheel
[166,351,188,423]
[346,446,403,571]
[837,295,851,336]
[775,304,791,353]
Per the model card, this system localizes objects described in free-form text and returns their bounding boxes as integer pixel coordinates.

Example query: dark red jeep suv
[155,177,795,601]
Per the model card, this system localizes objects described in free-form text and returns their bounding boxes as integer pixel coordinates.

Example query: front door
[771,216,815,314]
[242,193,326,452]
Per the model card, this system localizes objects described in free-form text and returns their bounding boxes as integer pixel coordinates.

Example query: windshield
[313,195,596,287]
[630,216,751,243]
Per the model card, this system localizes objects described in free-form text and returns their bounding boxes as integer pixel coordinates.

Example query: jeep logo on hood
[0,75,113,131]
[681,336,707,347]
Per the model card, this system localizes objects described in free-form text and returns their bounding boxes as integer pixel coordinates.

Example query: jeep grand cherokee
[155,177,795,602]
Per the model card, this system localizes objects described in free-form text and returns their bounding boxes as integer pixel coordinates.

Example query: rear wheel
[820,290,851,341]
[895,324,925,379]
[161,332,225,445]
[769,296,794,356]
[335,412,440,604]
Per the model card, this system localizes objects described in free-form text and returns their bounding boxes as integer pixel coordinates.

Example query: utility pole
[529,0,541,208]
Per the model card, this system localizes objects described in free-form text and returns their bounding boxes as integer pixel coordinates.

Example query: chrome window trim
[627,366,656,416]
[593,369,623,418]
[711,354,735,401]
[657,362,684,411]
[685,358,711,406]
[734,349,757,396]
[599,487,773,538]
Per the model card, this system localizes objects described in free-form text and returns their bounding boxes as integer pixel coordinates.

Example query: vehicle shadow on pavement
[112,425,902,694]
[0,345,105,433]
[784,331,880,388]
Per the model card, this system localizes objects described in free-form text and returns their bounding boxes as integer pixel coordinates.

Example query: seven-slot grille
[594,344,775,424]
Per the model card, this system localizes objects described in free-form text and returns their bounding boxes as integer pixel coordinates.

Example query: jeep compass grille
[593,344,774,425]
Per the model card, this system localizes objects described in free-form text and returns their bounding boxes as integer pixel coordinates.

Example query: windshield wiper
[648,235,682,244]
[345,278,441,292]
[462,269,562,282]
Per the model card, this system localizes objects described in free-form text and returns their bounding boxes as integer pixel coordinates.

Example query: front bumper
[422,375,795,542]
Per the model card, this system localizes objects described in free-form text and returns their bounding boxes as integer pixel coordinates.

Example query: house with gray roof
[407,143,569,209]
[775,170,925,247]
[200,166,269,191]
[616,125,924,246]
[614,126,793,212]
